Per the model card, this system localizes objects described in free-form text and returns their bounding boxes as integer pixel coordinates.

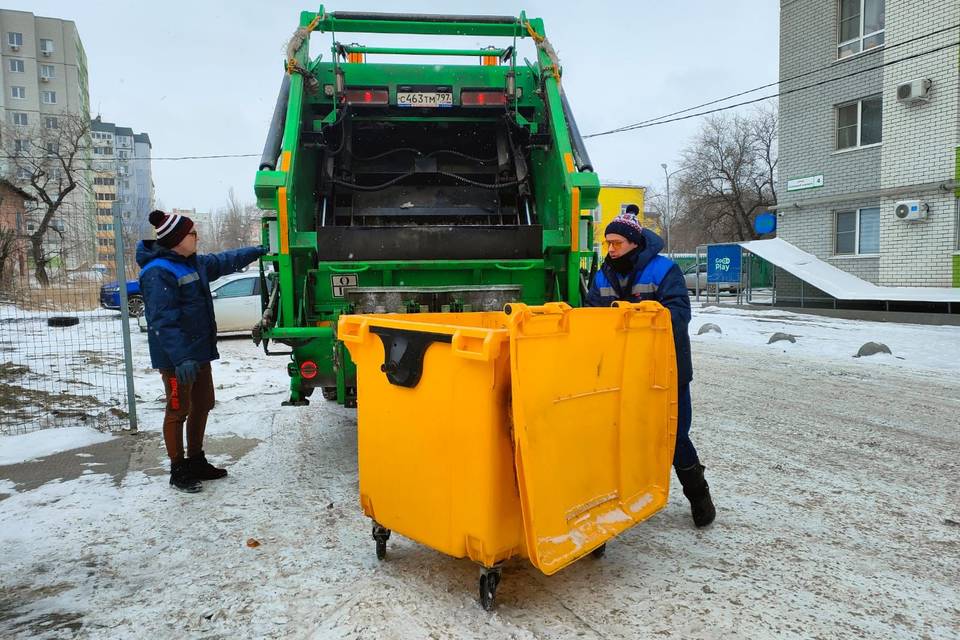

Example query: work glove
[175,359,200,386]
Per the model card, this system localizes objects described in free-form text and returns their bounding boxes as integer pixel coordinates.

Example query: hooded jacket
[584,228,693,384]
[136,240,265,370]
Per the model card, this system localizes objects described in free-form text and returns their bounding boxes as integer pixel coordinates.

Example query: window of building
[44,116,58,129]
[11,86,26,99]
[14,139,27,153]
[94,177,116,186]
[17,167,31,181]
[12,112,28,126]
[96,192,116,201]
[8,58,24,73]
[46,142,59,155]
[7,32,23,48]
[40,64,55,79]
[39,38,54,55]
[836,96,882,150]
[838,0,884,58]
[41,90,57,104]
[835,207,880,255]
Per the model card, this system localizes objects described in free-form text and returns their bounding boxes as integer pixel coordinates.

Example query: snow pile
[691,304,960,372]
[0,426,113,466]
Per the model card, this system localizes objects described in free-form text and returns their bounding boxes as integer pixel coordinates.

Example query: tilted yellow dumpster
[338,301,677,609]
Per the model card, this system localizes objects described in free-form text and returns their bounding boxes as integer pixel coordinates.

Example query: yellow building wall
[590,185,658,253]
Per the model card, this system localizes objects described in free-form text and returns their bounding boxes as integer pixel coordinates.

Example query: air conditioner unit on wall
[10,44,19,51]
[897,79,932,104]
[894,200,929,221]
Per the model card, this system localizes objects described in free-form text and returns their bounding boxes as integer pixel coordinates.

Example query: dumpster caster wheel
[591,543,606,559]
[372,523,390,561]
[479,567,502,611]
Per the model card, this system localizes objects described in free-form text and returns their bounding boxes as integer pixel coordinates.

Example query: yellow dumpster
[338,301,677,609]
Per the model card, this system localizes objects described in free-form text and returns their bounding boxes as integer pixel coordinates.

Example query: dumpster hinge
[369,327,453,388]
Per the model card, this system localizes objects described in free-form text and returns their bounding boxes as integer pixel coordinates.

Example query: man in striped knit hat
[137,209,267,492]
[585,207,716,528]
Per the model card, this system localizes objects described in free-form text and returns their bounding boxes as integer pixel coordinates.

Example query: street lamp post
[660,163,683,257]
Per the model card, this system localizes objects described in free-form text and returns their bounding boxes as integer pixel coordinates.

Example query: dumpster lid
[506,302,677,575]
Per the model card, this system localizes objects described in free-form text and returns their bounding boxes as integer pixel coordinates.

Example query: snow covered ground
[1,304,958,639]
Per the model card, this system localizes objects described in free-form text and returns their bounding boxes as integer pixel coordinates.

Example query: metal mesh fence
[0,212,137,436]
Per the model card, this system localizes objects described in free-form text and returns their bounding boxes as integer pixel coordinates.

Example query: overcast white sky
[10,1,779,213]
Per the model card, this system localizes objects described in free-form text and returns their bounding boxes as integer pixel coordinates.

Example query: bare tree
[0,226,16,288]
[201,189,261,253]
[219,188,260,250]
[672,104,777,247]
[2,114,92,286]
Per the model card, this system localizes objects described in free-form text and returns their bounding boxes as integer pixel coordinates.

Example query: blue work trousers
[673,383,700,470]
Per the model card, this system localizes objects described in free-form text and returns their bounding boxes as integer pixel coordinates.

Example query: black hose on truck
[259,74,291,171]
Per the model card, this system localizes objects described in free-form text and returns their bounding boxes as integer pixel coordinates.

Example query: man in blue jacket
[585,208,715,527]
[138,209,266,493]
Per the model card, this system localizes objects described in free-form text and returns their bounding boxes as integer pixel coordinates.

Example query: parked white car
[683,263,739,293]
[138,271,267,335]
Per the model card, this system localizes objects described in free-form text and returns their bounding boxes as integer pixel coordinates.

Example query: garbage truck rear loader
[253,9,600,405]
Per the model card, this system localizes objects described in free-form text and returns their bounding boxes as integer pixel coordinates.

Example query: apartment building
[778,0,960,295]
[90,116,154,269]
[0,9,92,271]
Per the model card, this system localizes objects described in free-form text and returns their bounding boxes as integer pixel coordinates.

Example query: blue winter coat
[584,229,693,384]
[136,240,265,370]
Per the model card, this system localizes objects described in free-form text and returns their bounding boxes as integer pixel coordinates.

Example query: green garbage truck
[253,8,601,405]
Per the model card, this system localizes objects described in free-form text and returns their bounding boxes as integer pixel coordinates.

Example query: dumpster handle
[505,302,572,315]
[451,329,501,362]
[504,302,572,334]
[338,316,369,343]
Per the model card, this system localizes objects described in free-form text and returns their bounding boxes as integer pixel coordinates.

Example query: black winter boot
[169,458,202,493]
[187,451,228,481]
[676,464,716,528]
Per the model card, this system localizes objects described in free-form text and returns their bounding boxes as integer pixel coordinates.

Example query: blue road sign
[754,212,777,235]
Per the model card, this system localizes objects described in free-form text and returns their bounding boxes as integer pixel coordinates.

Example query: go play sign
[706,244,742,284]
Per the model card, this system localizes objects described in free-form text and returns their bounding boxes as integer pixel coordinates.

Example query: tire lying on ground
[47,316,80,327]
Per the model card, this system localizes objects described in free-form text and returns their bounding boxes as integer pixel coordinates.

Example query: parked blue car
[100,279,145,317]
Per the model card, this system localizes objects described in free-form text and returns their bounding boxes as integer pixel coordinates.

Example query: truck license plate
[397,91,453,108]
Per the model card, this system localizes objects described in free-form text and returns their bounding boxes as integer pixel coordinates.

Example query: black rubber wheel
[127,295,145,318]
[591,543,607,559]
[321,387,337,401]
[47,316,79,327]
[372,522,390,561]
[479,571,500,611]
